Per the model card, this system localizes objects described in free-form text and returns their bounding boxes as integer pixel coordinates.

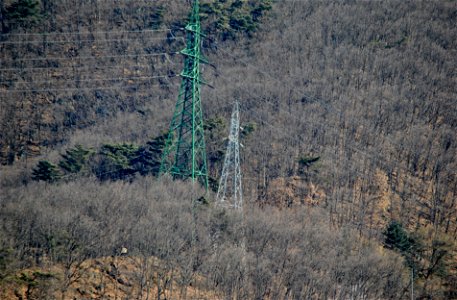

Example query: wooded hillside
[1,0,456,299]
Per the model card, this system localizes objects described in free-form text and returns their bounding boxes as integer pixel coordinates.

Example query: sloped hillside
[0,177,406,299]
[2,256,220,299]
[0,0,188,163]
[0,0,456,298]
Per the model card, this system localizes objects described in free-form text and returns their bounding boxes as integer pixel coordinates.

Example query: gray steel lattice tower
[216,101,243,209]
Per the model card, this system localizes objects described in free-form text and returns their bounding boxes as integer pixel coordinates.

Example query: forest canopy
[0,0,456,298]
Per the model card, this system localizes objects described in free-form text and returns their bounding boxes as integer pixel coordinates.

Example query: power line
[0,36,183,45]
[0,52,179,68]
[0,65,168,73]
[1,28,173,37]
[0,74,177,87]
[0,80,179,93]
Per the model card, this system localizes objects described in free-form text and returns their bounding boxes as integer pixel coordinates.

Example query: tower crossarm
[159,0,209,190]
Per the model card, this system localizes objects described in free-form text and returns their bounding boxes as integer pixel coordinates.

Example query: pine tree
[384,221,413,253]
[59,145,93,174]
[383,221,420,270]
[97,143,139,180]
[5,0,41,29]
[31,160,61,183]
[131,133,167,176]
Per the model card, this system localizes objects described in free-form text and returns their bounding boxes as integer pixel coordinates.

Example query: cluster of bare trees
[1,0,456,297]
[0,176,406,299]
[202,1,457,296]
[0,0,190,165]
[203,0,457,230]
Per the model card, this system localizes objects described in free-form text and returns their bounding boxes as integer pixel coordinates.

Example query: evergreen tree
[31,160,61,183]
[384,221,417,253]
[59,145,93,174]
[298,155,320,178]
[5,0,41,29]
[200,0,272,40]
[96,143,139,181]
[383,221,420,269]
[131,133,167,176]
[240,122,256,140]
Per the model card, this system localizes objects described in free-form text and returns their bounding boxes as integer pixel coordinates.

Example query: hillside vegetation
[0,0,456,299]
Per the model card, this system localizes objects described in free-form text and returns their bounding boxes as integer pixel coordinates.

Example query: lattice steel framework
[216,101,243,209]
[159,0,208,189]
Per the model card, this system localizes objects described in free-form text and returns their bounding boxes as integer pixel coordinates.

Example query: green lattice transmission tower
[159,0,209,190]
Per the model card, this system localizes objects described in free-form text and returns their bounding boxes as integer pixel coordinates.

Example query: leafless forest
[0,0,456,299]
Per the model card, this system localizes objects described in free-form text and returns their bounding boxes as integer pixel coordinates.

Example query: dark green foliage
[202,117,226,191]
[17,272,38,288]
[299,156,320,168]
[384,221,414,253]
[204,117,226,191]
[58,145,93,174]
[298,155,320,177]
[5,0,42,29]
[383,221,421,271]
[240,122,256,139]
[131,133,167,176]
[250,1,272,21]
[31,134,168,183]
[96,133,168,180]
[383,222,454,297]
[229,12,255,33]
[200,0,272,40]
[196,195,209,205]
[32,160,61,183]
[100,144,139,167]
[96,143,140,181]
[0,0,454,296]
[204,116,226,132]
